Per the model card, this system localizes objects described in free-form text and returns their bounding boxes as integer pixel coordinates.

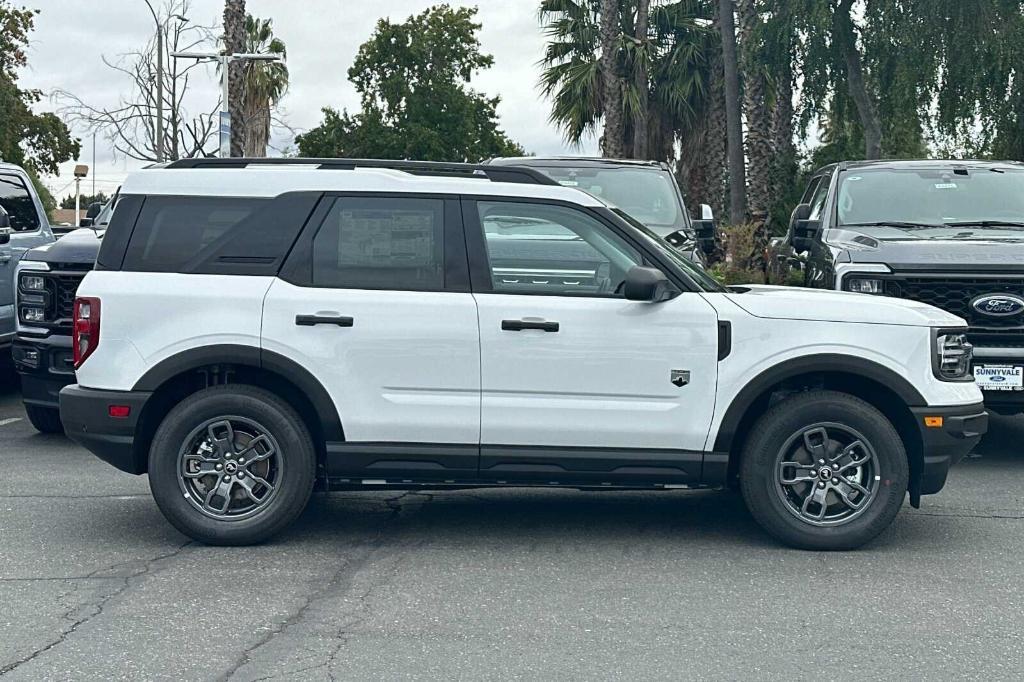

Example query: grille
[887,276,1024,331]
[43,271,86,328]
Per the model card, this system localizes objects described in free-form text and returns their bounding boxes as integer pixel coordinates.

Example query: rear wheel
[148,385,316,545]
[740,390,908,550]
[25,404,64,434]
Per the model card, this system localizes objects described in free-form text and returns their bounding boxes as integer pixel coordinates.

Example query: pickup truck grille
[886,275,1024,332]
[53,273,83,321]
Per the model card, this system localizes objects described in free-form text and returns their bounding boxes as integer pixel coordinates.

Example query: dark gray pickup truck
[791,159,1024,413]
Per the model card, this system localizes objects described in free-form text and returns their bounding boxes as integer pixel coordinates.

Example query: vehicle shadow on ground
[972,412,1024,460]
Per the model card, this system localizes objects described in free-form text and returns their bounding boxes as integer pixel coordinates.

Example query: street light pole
[171,51,285,158]
[143,0,163,163]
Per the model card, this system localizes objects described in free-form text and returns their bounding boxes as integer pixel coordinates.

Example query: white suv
[59,158,987,550]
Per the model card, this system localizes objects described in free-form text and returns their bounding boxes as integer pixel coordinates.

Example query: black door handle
[501,319,559,332]
[295,314,354,327]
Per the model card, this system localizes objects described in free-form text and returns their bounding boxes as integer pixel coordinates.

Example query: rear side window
[0,173,40,232]
[119,193,319,275]
[311,197,444,290]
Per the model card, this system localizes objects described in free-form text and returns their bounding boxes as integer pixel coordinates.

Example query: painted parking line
[0,417,23,427]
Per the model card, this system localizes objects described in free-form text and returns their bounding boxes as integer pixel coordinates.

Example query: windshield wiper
[843,221,945,230]
[944,220,1024,229]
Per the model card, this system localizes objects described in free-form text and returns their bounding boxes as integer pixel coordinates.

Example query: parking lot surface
[1,366,1023,680]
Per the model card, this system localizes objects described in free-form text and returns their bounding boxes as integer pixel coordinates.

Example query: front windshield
[535,166,684,236]
[612,208,725,292]
[837,167,1024,234]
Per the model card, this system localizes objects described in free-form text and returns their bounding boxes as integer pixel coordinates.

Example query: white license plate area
[973,364,1024,391]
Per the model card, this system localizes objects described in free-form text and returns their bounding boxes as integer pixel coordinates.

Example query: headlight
[844,277,884,294]
[934,331,973,381]
[19,274,45,291]
[20,307,46,323]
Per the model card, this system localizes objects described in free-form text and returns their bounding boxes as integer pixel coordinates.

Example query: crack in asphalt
[221,491,433,682]
[0,541,193,676]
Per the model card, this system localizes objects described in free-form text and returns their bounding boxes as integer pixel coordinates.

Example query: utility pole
[171,51,285,158]
[91,131,96,197]
[143,0,163,163]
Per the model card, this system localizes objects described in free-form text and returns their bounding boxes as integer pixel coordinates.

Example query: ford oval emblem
[972,294,1024,317]
[991,375,1007,382]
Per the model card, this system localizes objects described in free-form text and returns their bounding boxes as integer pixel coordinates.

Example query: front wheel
[148,385,316,545]
[740,390,909,550]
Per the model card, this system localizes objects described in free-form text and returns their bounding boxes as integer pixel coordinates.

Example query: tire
[25,404,64,434]
[148,384,316,546]
[739,390,909,550]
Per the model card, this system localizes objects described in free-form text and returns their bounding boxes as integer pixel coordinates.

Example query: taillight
[73,297,100,368]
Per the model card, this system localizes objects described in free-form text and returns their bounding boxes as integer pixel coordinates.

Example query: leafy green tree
[296,5,523,161]
[60,192,109,210]
[0,3,80,175]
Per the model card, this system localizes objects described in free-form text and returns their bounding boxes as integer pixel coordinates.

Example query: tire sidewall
[148,386,315,545]
[741,392,909,550]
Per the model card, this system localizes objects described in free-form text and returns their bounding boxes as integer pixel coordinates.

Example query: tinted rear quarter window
[119,193,319,275]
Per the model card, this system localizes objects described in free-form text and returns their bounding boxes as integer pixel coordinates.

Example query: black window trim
[459,194,701,298]
[279,191,470,294]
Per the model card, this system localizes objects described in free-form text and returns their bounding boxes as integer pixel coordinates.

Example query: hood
[25,228,103,265]
[724,285,965,328]
[831,228,1024,269]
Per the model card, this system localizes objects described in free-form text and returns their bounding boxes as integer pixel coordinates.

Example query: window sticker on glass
[558,180,579,187]
[934,183,958,189]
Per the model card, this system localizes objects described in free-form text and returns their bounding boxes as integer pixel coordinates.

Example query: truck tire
[25,404,64,434]
[148,384,316,546]
[739,390,909,550]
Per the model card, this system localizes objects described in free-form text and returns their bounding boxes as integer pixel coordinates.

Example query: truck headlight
[934,331,973,381]
[844,277,884,294]
[19,274,45,291]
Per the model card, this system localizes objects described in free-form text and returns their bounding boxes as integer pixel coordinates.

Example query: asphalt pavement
[1,362,1023,680]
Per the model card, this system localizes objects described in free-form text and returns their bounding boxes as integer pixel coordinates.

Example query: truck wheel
[148,385,316,546]
[739,390,909,550]
[25,404,64,434]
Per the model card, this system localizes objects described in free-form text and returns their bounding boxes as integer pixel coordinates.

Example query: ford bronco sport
[59,158,986,550]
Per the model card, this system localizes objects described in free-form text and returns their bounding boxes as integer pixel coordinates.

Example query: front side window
[0,174,41,232]
[478,201,642,296]
[312,197,444,290]
[807,175,830,220]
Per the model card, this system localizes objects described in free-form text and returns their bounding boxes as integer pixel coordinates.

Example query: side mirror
[788,203,821,253]
[691,204,717,255]
[86,202,102,219]
[79,218,94,227]
[624,266,678,302]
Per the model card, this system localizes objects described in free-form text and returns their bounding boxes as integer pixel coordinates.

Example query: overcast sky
[19,0,600,198]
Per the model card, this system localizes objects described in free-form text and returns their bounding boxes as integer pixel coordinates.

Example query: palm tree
[718,0,746,224]
[599,0,626,157]
[539,0,713,162]
[223,0,246,157]
[240,15,288,157]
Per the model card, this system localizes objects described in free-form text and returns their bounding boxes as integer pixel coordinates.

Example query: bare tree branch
[53,0,219,162]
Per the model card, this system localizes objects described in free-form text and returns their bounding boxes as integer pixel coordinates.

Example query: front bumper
[910,402,987,501]
[13,335,75,409]
[60,384,151,474]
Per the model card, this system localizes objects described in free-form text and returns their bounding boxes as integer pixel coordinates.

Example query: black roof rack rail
[162,157,561,186]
